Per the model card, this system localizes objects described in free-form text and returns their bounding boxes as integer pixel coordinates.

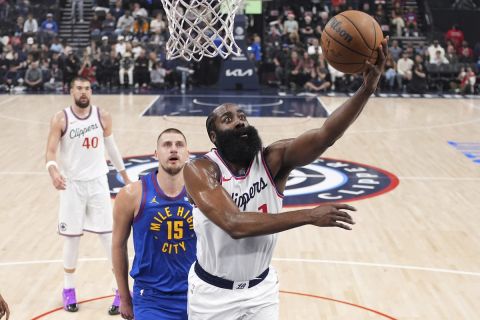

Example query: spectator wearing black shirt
[408,62,428,94]
[134,49,149,88]
[361,1,374,15]
[101,12,116,38]
[96,36,109,55]
[15,16,25,38]
[110,0,125,21]
[49,52,63,70]
[3,55,24,89]
[90,13,103,39]
[16,0,30,17]
[304,66,331,92]
[458,41,474,63]
[374,4,389,34]
[299,14,315,43]
[44,62,63,91]
[100,50,120,88]
[316,11,329,31]
[285,50,304,89]
[63,49,80,89]
[24,60,43,91]
[0,0,9,20]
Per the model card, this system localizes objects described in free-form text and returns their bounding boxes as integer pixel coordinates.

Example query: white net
[161,0,244,61]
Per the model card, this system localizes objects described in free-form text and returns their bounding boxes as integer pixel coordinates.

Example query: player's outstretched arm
[269,38,389,173]
[112,182,140,320]
[184,159,356,239]
[45,111,66,190]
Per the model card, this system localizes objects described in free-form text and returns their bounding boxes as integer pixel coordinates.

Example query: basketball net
[161,0,244,61]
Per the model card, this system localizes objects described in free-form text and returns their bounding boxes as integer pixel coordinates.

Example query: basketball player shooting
[184,38,389,319]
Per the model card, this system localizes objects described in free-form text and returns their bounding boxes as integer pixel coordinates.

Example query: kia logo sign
[225,69,254,77]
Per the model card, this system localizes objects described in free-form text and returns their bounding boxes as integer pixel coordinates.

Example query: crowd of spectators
[255,0,480,94]
[0,0,205,93]
[0,0,479,94]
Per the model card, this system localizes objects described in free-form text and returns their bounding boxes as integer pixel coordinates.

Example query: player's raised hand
[363,36,389,93]
[308,203,356,230]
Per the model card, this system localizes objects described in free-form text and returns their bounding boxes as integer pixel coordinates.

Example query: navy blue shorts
[133,285,188,320]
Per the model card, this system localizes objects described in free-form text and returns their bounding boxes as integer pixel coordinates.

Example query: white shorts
[188,263,279,320]
[58,175,113,236]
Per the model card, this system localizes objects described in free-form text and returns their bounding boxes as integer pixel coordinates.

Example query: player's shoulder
[184,156,221,179]
[96,106,111,118]
[118,180,142,200]
[50,110,67,128]
[95,106,113,130]
[92,106,112,120]
[52,109,66,121]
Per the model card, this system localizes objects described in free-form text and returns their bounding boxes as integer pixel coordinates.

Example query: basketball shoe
[62,288,78,312]
[108,289,120,315]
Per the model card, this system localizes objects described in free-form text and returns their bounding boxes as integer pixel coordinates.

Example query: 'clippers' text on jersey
[193,150,284,281]
[59,106,108,180]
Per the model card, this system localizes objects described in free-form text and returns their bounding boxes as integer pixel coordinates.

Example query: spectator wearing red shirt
[331,0,346,7]
[79,57,98,88]
[445,25,464,50]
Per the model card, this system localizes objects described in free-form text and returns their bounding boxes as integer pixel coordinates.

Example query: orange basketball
[321,10,383,74]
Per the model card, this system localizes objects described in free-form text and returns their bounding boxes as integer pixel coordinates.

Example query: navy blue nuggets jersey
[130,171,196,293]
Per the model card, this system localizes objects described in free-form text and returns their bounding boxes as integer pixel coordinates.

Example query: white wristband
[46,161,58,170]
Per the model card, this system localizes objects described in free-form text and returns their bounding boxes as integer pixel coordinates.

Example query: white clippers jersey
[58,106,108,181]
[193,149,284,280]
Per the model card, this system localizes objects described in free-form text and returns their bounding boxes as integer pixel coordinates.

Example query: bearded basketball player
[184,39,389,320]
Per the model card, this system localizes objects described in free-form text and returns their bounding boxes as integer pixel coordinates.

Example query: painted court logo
[107,154,399,206]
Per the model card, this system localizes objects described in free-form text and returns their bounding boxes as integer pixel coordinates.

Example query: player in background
[112,128,195,320]
[45,76,131,314]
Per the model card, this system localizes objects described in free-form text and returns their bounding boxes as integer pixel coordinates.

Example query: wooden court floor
[0,94,479,319]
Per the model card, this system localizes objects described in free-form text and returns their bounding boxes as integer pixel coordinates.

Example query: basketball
[321,10,384,74]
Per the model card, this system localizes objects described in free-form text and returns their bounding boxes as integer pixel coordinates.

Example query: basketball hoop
[161,0,244,61]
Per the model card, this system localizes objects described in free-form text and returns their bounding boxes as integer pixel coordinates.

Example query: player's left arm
[273,38,389,172]
[100,109,132,185]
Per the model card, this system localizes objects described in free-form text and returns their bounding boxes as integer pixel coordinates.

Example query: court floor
[0,92,479,319]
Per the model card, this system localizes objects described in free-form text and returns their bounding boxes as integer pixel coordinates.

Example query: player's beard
[215,126,262,167]
[161,163,184,176]
[75,96,90,108]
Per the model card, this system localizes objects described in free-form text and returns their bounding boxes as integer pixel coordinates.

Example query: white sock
[64,272,75,289]
[63,236,81,289]
[98,233,118,291]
